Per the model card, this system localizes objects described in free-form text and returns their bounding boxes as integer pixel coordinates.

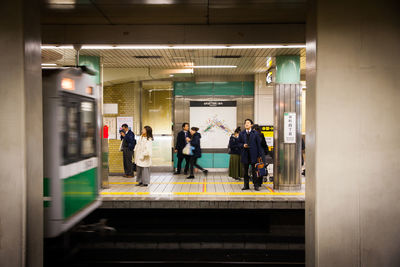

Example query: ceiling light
[134,56,162,59]
[81,45,171,50]
[41,45,74,49]
[214,55,242,59]
[186,65,237,68]
[41,63,57,66]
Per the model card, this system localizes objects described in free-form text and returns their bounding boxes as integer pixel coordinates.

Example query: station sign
[284,112,296,143]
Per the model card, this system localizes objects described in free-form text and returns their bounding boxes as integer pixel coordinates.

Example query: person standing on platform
[228,127,244,180]
[238,119,263,191]
[186,127,208,179]
[121,124,136,178]
[174,122,191,175]
[253,124,269,187]
[134,126,154,187]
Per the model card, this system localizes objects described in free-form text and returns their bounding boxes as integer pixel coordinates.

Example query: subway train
[42,67,102,238]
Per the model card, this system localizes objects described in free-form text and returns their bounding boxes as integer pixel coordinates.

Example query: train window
[80,100,96,157]
[64,96,80,164]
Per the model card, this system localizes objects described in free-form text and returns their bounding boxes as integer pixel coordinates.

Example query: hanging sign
[284,112,296,143]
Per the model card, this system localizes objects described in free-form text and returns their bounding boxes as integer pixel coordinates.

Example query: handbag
[182,143,193,155]
[119,140,124,151]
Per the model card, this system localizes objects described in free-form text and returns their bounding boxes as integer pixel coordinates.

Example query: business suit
[188,132,207,177]
[175,130,191,174]
[122,130,136,176]
[238,129,262,189]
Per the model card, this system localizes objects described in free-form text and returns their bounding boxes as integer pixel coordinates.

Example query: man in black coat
[238,119,263,191]
[174,122,191,175]
[121,123,136,178]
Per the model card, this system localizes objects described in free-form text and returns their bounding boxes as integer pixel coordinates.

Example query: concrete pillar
[0,0,42,266]
[306,0,400,266]
[273,55,302,190]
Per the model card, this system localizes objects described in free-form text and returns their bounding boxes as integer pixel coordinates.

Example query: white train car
[42,67,102,238]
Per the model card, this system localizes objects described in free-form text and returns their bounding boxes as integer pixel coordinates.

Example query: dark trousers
[242,162,258,188]
[189,156,205,176]
[176,153,190,173]
[123,149,134,176]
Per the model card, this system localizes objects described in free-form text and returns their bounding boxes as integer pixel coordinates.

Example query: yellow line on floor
[109,181,306,185]
[100,192,150,195]
[100,191,304,196]
[110,182,266,185]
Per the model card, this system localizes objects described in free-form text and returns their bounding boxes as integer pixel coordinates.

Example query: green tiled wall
[173,153,230,168]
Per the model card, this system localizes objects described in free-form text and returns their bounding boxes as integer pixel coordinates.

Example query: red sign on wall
[103,125,109,139]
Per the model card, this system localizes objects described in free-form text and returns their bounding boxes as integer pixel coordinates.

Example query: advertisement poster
[190,101,237,149]
[260,125,274,150]
[103,117,117,139]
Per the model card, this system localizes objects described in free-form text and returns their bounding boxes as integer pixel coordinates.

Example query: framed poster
[117,116,134,132]
[190,101,237,149]
[103,117,117,139]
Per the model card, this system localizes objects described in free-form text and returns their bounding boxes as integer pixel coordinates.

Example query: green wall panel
[276,55,300,84]
[213,153,230,168]
[63,167,97,219]
[174,153,229,168]
[174,81,254,96]
[79,55,100,84]
[196,153,214,167]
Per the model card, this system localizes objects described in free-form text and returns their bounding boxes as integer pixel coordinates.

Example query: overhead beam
[42,24,305,45]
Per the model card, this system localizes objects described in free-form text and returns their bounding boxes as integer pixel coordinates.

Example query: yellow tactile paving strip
[100,172,305,199]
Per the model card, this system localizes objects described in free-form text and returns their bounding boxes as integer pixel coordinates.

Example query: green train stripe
[63,167,97,219]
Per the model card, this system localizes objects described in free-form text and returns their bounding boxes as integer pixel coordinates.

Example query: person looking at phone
[238,119,263,191]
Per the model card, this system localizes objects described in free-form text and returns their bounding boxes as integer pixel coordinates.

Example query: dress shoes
[241,186,250,190]
[186,176,195,179]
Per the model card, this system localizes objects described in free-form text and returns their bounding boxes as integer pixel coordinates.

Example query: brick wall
[104,82,140,174]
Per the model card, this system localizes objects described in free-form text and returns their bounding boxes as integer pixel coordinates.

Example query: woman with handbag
[186,127,208,179]
[134,126,153,187]
[228,127,244,180]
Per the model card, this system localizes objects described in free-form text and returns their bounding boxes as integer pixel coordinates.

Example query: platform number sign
[284,112,296,143]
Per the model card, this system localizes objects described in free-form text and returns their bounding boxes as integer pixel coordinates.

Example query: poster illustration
[103,117,117,139]
[189,101,237,149]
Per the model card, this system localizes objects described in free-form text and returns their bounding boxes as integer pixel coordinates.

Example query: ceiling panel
[42,47,306,79]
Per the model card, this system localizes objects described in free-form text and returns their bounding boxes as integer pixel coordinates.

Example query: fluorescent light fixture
[227,45,306,49]
[41,45,74,49]
[41,63,57,66]
[81,45,171,50]
[186,65,237,68]
[42,44,306,50]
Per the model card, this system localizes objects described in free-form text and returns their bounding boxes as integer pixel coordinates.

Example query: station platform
[100,172,305,209]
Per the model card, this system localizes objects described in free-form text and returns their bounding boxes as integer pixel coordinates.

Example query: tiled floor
[100,172,305,202]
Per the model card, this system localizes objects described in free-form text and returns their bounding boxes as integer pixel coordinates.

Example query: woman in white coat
[134,126,153,187]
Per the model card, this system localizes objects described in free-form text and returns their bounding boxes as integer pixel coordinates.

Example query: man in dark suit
[238,119,263,191]
[174,122,191,175]
[121,124,136,178]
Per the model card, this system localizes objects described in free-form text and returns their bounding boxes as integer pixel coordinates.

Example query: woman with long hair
[134,126,154,187]
[228,127,244,180]
[186,127,208,179]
